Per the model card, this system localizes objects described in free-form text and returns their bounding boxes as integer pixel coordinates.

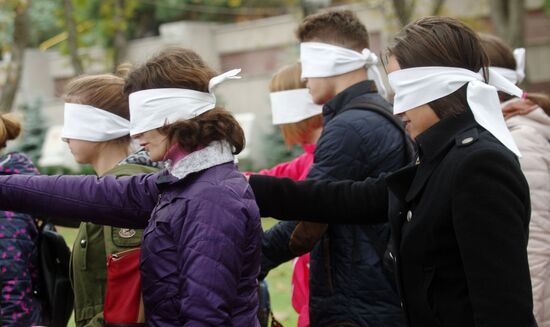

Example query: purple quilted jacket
[0,162,262,327]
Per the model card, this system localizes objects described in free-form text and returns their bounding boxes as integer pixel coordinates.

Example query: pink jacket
[254,144,315,181]
[250,144,315,327]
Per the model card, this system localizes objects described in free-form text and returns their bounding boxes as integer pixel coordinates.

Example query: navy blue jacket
[262,81,410,326]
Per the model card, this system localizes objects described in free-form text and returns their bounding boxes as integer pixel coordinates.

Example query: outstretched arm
[249,174,388,224]
[0,173,159,229]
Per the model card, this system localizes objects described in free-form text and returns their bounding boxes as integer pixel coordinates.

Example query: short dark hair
[124,47,245,154]
[296,10,369,52]
[388,16,489,119]
[480,33,516,70]
[480,33,550,115]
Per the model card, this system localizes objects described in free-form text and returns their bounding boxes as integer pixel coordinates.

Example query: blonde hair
[269,63,323,145]
[64,74,129,120]
[63,68,132,144]
[0,114,22,149]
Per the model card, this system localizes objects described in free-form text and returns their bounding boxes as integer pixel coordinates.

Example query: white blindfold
[488,48,525,85]
[300,42,387,98]
[129,69,241,136]
[270,88,322,125]
[61,103,130,142]
[389,66,523,157]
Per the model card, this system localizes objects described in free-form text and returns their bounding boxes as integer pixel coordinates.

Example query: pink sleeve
[245,152,313,181]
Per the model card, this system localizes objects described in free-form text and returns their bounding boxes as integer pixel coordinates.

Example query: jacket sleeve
[249,174,388,224]
[0,173,159,229]
[452,148,535,326]
[175,194,252,326]
[254,152,309,180]
[260,221,299,279]
[512,124,550,322]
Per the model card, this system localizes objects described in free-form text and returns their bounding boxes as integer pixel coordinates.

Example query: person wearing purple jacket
[0,48,262,326]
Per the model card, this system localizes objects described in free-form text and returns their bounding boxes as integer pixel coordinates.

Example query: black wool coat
[249,110,536,327]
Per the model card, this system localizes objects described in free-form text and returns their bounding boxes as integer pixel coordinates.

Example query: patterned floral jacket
[0,152,42,326]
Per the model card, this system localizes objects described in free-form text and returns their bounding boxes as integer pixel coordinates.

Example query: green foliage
[13,99,47,164]
[60,0,138,48]
[0,0,20,51]
[0,12,13,49]
[28,0,63,47]
[129,0,296,38]
[545,0,550,16]
[39,164,95,175]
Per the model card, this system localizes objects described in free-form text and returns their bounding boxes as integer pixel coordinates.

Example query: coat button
[462,137,474,144]
[80,239,87,248]
[406,210,413,222]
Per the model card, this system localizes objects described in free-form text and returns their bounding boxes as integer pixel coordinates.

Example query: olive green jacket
[70,164,158,327]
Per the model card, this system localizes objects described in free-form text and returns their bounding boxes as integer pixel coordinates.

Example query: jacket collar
[415,109,478,164]
[118,149,164,169]
[168,141,234,180]
[387,110,480,203]
[157,141,234,185]
[323,80,377,121]
[301,143,316,154]
[155,142,235,188]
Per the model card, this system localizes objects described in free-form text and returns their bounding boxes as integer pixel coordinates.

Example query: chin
[313,96,328,105]
[73,157,87,164]
[148,152,162,162]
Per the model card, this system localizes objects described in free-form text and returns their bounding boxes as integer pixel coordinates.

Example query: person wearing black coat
[248,17,536,327]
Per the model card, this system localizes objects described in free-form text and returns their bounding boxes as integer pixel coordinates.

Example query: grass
[57,218,297,327]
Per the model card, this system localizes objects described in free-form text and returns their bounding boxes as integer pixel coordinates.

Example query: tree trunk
[0,0,30,113]
[431,0,446,16]
[112,0,128,71]
[489,0,526,48]
[392,0,416,27]
[63,0,84,75]
[508,0,526,48]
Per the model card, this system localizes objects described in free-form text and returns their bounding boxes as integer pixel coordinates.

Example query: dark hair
[480,33,550,116]
[296,10,369,52]
[480,33,516,69]
[388,16,489,119]
[124,47,245,154]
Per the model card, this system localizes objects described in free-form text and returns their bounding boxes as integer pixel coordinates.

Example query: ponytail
[526,92,550,117]
[0,114,22,148]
